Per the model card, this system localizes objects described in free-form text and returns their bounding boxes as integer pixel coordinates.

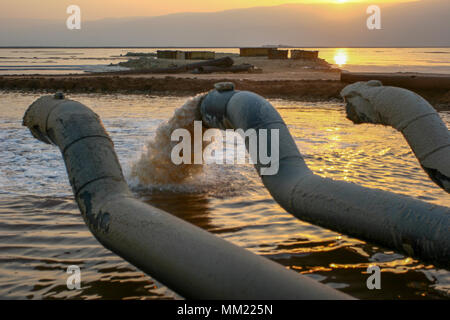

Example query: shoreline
[1,71,449,111]
[2,46,450,48]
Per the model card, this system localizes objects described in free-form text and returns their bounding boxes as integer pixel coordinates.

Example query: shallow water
[0,91,449,299]
[0,47,450,74]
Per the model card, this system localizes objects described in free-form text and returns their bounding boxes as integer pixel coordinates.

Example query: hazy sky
[1,0,447,46]
[1,0,415,20]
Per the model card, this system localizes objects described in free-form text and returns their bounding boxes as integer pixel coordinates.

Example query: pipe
[199,82,450,268]
[340,80,450,193]
[22,93,351,300]
[341,71,450,90]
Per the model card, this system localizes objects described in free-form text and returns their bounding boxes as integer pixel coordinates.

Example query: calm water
[0,48,450,74]
[0,92,449,300]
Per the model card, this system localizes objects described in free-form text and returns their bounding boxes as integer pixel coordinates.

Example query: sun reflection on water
[334,48,348,66]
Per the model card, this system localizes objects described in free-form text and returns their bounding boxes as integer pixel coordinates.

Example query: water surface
[0,47,449,74]
[0,92,449,299]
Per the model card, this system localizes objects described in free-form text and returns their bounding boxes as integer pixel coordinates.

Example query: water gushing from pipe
[130,93,210,185]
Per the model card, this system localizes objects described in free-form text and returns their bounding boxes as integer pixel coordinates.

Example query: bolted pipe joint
[201,82,309,181]
[200,82,239,129]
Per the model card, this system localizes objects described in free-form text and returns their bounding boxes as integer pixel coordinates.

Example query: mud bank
[1,75,449,111]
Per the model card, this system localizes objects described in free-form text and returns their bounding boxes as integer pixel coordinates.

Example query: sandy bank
[116,53,335,76]
[1,72,449,111]
[0,73,346,102]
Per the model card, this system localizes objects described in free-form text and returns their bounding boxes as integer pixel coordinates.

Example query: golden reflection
[334,48,348,66]
[301,267,333,274]
[277,104,450,208]
[328,257,425,274]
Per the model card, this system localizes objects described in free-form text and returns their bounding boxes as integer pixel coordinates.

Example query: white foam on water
[125,95,263,197]
[129,93,209,186]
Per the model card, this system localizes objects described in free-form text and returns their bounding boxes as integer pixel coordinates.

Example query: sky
[2,0,446,47]
[0,0,416,21]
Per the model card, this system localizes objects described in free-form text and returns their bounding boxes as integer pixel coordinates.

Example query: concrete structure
[184,51,215,60]
[291,50,319,60]
[157,50,184,59]
[157,50,215,60]
[239,47,272,57]
[200,82,450,269]
[268,49,289,60]
[22,93,351,300]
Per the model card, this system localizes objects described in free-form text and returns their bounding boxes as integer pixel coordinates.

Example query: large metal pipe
[22,93,351,300]
[341,80,450,193]
[199,83,450,268]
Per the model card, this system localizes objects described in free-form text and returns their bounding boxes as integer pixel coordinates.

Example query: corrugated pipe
[199,83,450,268]
[22,93,351,300]
[341,80,450,193]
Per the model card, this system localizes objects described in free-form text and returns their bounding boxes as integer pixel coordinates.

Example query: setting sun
[334,49,348,66]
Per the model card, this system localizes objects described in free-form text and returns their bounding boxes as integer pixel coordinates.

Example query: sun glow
[0,0,420,20]
[334,49,348,66]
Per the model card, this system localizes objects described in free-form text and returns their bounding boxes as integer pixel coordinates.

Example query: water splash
[130,93,210,185]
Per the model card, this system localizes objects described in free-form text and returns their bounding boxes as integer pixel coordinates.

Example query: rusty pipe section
[22,94,351,300]
[200,83,450,268]
[341,81,450,193]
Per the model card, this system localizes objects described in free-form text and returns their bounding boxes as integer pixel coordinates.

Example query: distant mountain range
[1,0,449,47]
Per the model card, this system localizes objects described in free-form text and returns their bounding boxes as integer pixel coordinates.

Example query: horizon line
[1,46,450,49]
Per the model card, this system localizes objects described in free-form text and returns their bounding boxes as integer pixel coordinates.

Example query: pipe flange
[200,83,238,129]
[214,82,235,92]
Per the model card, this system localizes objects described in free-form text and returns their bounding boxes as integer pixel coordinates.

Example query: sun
[336,0,348,3]
[334,49,348,66]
